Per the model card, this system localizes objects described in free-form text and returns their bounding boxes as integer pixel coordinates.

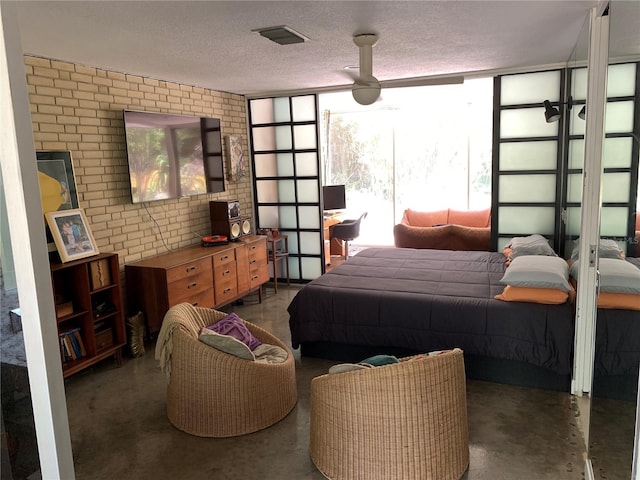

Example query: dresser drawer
[250,263,269,288]
[167,269,212,305]
[176,289,214,309]
[214,262,236,284]
[212,249,235,269]
[166,257,212,284]
[247,241,267,263]
[214,278,237,305]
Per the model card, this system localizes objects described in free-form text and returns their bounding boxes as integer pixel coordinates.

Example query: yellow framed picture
[45,208,99,263]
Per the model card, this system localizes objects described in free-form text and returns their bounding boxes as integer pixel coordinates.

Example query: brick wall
[24,56,253,271]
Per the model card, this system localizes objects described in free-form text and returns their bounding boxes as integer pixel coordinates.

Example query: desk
[323,215,345,265]
[267,235,290,292]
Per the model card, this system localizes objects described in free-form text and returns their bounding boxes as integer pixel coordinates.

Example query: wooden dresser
[125,235,269,335]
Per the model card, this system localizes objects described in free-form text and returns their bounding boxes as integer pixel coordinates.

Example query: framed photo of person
[45,208,99,263]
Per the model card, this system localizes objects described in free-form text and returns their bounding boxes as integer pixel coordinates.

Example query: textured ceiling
[8,1,640,97]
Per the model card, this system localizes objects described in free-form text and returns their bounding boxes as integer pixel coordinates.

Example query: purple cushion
[204,313,261,350]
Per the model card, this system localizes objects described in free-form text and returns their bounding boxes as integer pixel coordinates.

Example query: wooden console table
[125,235,269,336]
[323,215,345,265]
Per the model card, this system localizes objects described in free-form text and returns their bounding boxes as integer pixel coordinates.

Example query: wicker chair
[309,349,469,480]
[156,303,297,437]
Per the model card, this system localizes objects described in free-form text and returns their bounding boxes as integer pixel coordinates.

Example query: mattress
[288,247,575,375]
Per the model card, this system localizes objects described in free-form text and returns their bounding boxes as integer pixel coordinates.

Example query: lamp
[543,97,586,123]
[578,106,586,120]
[543,100,561,123]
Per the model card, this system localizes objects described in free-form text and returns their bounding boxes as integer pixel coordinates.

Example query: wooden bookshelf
[50,253,125,378]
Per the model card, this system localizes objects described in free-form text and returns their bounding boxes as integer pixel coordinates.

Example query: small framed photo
[45,208,99,263]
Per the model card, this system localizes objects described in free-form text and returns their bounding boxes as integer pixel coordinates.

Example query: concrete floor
[59,284,593,480]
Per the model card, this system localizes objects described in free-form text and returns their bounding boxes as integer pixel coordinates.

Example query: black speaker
[209,200,241,220]
[241,216,252,236]
[210,201,249,241]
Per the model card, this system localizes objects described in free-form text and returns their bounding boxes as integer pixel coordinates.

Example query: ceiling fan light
[543,100,561,123]
[352,83,381,105]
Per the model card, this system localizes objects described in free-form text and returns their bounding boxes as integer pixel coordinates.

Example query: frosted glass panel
[252,126,276,151]
[499,175,556,202]
[501,108,558,138]
[600,207,629,236]
[568,139,585,169]
[277,153,294,176]
[250,98,274,124]
[256,180,278,202]
[275,126,292,150]
[500,141,557,170]
[278,180,296,203]
[292,95,316,122]
[501,71,561,105]
[295,152,318,176]
[258,205,279,227]
[254,153,277,177]
[571,67,588,101]
[569,107,586,136]
[605,101,634,133]
[497,237,511,252]
[602,173,631,203]
[287,233,299,255]
[603,137,633,168]
[298,206,321,229]
[566,173,583,203]
[297,180,319,202]
[299,231,321,255]
[274,97,291,122]
[301,256,323,281]
[499,207,555,234]
[566,207,582,236]
[288,257,301,281]
[293,124,317,149]
[607,63,637,97]
[278,206,298,229]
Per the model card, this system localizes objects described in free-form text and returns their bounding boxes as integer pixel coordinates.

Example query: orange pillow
[495,285,570,304]
[597,292,640,311]
[448,208,491,228]
[404,208,448,227]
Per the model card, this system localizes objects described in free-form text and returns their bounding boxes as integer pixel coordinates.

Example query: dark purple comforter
[288,248,575,375]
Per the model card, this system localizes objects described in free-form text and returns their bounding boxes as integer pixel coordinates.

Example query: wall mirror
[588,1,640,479]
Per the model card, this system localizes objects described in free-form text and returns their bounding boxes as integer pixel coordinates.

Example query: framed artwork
[45,208,99,263]
[36,151,78,213]
[225,135,245,181]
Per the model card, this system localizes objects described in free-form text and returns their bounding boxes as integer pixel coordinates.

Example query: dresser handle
[252,275,258,280]
[192,302,199,306]
[187,282,197,289]
[250,259,256,264]
[220,255,229,261]
[186,266,196,272]
[223,270,231,276]
[224,288,231,294]
[250,246,256,251]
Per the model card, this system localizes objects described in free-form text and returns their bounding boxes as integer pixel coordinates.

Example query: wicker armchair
[309,349,469,480]
[156,303,297,437]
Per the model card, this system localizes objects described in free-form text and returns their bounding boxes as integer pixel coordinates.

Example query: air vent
[252,25,310,45]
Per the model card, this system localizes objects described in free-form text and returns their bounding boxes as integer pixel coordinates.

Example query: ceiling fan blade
[380,75,465,89]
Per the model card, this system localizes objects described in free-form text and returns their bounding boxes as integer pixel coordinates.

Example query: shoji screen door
[248,94,324,282]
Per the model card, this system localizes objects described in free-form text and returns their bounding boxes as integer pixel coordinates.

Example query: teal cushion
[359,354,399,366]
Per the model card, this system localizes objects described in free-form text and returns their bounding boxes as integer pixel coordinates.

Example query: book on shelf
[59,328,86,363]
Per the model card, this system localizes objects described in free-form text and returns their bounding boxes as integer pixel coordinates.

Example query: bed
[288,247,576,390]
[590,257,640,400]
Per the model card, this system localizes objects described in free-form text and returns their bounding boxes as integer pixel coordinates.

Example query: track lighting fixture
[578,105,586,120]
[542,97,586,123]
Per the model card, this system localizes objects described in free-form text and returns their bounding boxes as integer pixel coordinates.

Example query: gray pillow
[507,234,557,260]
[571,238,624,261]
[570,258,640,294]
[199,328,255,360]
[501,255,571,291]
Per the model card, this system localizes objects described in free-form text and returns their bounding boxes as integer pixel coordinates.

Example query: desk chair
[330,212,367,260]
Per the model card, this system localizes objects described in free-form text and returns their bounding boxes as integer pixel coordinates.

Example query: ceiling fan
[347,33,464,106]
